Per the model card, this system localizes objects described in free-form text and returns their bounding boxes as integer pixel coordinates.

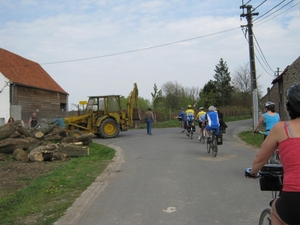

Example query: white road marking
[163,207,176,213]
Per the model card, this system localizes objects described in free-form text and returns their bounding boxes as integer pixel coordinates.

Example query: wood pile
[0,120,92,162]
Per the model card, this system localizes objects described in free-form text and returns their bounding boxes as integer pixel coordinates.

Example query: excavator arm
[127,83,140,126]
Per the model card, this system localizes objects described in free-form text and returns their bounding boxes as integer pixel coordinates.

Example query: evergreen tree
[151,83,163,110]
[213,58,234,107]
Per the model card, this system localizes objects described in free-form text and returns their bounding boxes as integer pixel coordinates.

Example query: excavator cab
[64,83,139,139]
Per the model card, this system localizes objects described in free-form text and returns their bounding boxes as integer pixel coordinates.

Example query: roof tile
[0,48,68,94]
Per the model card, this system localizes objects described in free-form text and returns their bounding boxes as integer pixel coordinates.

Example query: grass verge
[238,131,264,148]
[0,143,115,225]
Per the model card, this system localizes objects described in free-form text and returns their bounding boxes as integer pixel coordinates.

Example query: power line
[254,0,294,23]
[253,33,274,74]
[252,0,267,12]
[240,28,274,76]
[254,0,287,22]
[40,27,239,66]
[255,1,300,26]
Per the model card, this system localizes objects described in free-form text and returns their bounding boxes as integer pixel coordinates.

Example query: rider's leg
[181,121,185,132]
[205,126,210,141]
[271,199,285,225]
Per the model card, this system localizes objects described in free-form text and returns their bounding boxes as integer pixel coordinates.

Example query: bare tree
[232,63,251,93]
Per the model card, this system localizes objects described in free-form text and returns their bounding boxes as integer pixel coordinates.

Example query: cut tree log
[9,131,21,138]
[42,122,58,135]
[57,143,89,157]
[0,122,18,140]
[62,133,93,145]
[34,131,44,139]
[28,144,58,162]
[13,149,28,162]
[49,127,68,137]
[44,134,63,142]
[0,137,39,154]
[11,122,31,137]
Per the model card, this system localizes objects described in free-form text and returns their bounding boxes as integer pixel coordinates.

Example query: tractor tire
[69,129,82,138]
[99,118,120,138]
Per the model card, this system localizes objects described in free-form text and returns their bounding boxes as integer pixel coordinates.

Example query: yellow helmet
[187,105,192,109]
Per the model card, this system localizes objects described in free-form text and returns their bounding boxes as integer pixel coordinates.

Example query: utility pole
[240,3,259,128]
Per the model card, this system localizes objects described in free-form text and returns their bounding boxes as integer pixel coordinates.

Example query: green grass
[238,131,264,148]
[0,143,115,225]
[224,115,252,122]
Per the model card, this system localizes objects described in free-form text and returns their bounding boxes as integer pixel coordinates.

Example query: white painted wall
[0,72,10,125]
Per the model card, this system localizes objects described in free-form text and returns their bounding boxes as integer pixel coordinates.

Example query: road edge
[54,144,124,225]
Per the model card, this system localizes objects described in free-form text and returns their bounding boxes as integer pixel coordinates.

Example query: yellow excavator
[64,83,140,138]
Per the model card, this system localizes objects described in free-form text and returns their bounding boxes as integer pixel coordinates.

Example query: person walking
[145,108,155,135]
[28,112,40,129]
[253,101,280,139]
[246,83,300,225]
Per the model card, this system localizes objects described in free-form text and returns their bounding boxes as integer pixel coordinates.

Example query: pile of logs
[0,120,93,162]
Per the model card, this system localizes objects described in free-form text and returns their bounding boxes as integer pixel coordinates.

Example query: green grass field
[0,143,114,225]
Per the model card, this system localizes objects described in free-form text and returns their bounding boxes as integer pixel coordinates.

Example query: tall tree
[213,58,233,107]
[151,83,163,110]
[161,81,183,111]
[232,63,252,107]
[200,80,217,108]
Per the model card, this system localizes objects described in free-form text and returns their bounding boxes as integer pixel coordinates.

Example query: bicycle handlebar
[245,167,283,179]
[245,168,260,178]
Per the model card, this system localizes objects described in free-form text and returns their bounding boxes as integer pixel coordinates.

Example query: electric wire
[254,0,287,22]
[255,1,300,26]
[40,27,239,66]
[240,28,274,76]
[254,0,294,23]
[253,33,274,73]
[252,0,267,12]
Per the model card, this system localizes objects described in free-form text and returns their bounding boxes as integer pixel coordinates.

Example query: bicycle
[245,164,283,225]
[186,121,195,139]
[206,129,218,157]
[199,126,206,144]
[254,129,281,164]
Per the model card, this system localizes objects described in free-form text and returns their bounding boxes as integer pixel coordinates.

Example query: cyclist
[215,107,228,133]
[196,107,206,140]
[175,108,186,132]
[253,101,280,139]
[202,106,220,143]
[247,83,300,225]
[185,105,195,137]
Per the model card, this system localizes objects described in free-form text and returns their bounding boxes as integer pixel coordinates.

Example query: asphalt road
[55,119,271,225]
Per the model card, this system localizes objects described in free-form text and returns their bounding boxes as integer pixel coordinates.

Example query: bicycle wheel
[212,136,218,157]
[201,130,205,144]
[190,130,193,139]
[207,140,211,153]
[258,208,271,225]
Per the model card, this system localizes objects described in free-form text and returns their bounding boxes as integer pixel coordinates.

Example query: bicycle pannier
[259,164,283,191]
[217,134,223,145]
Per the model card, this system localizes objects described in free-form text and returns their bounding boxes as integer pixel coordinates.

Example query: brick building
[261,56,300,120]
[0,48,68,125]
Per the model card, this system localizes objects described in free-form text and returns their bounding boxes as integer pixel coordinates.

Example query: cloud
[0,0,299,109]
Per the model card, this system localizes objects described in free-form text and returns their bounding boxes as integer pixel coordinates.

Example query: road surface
[55,119,271,225]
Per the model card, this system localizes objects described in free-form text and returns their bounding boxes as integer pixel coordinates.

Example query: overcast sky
[0,0,299,110]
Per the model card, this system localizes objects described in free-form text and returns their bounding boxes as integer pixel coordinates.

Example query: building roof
[0,48,68,94]
[271,66,289,84]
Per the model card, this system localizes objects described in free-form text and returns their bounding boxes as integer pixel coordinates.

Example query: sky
[0,0,299,110]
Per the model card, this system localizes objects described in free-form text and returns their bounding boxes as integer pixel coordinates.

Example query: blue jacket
[205,110,219,127]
